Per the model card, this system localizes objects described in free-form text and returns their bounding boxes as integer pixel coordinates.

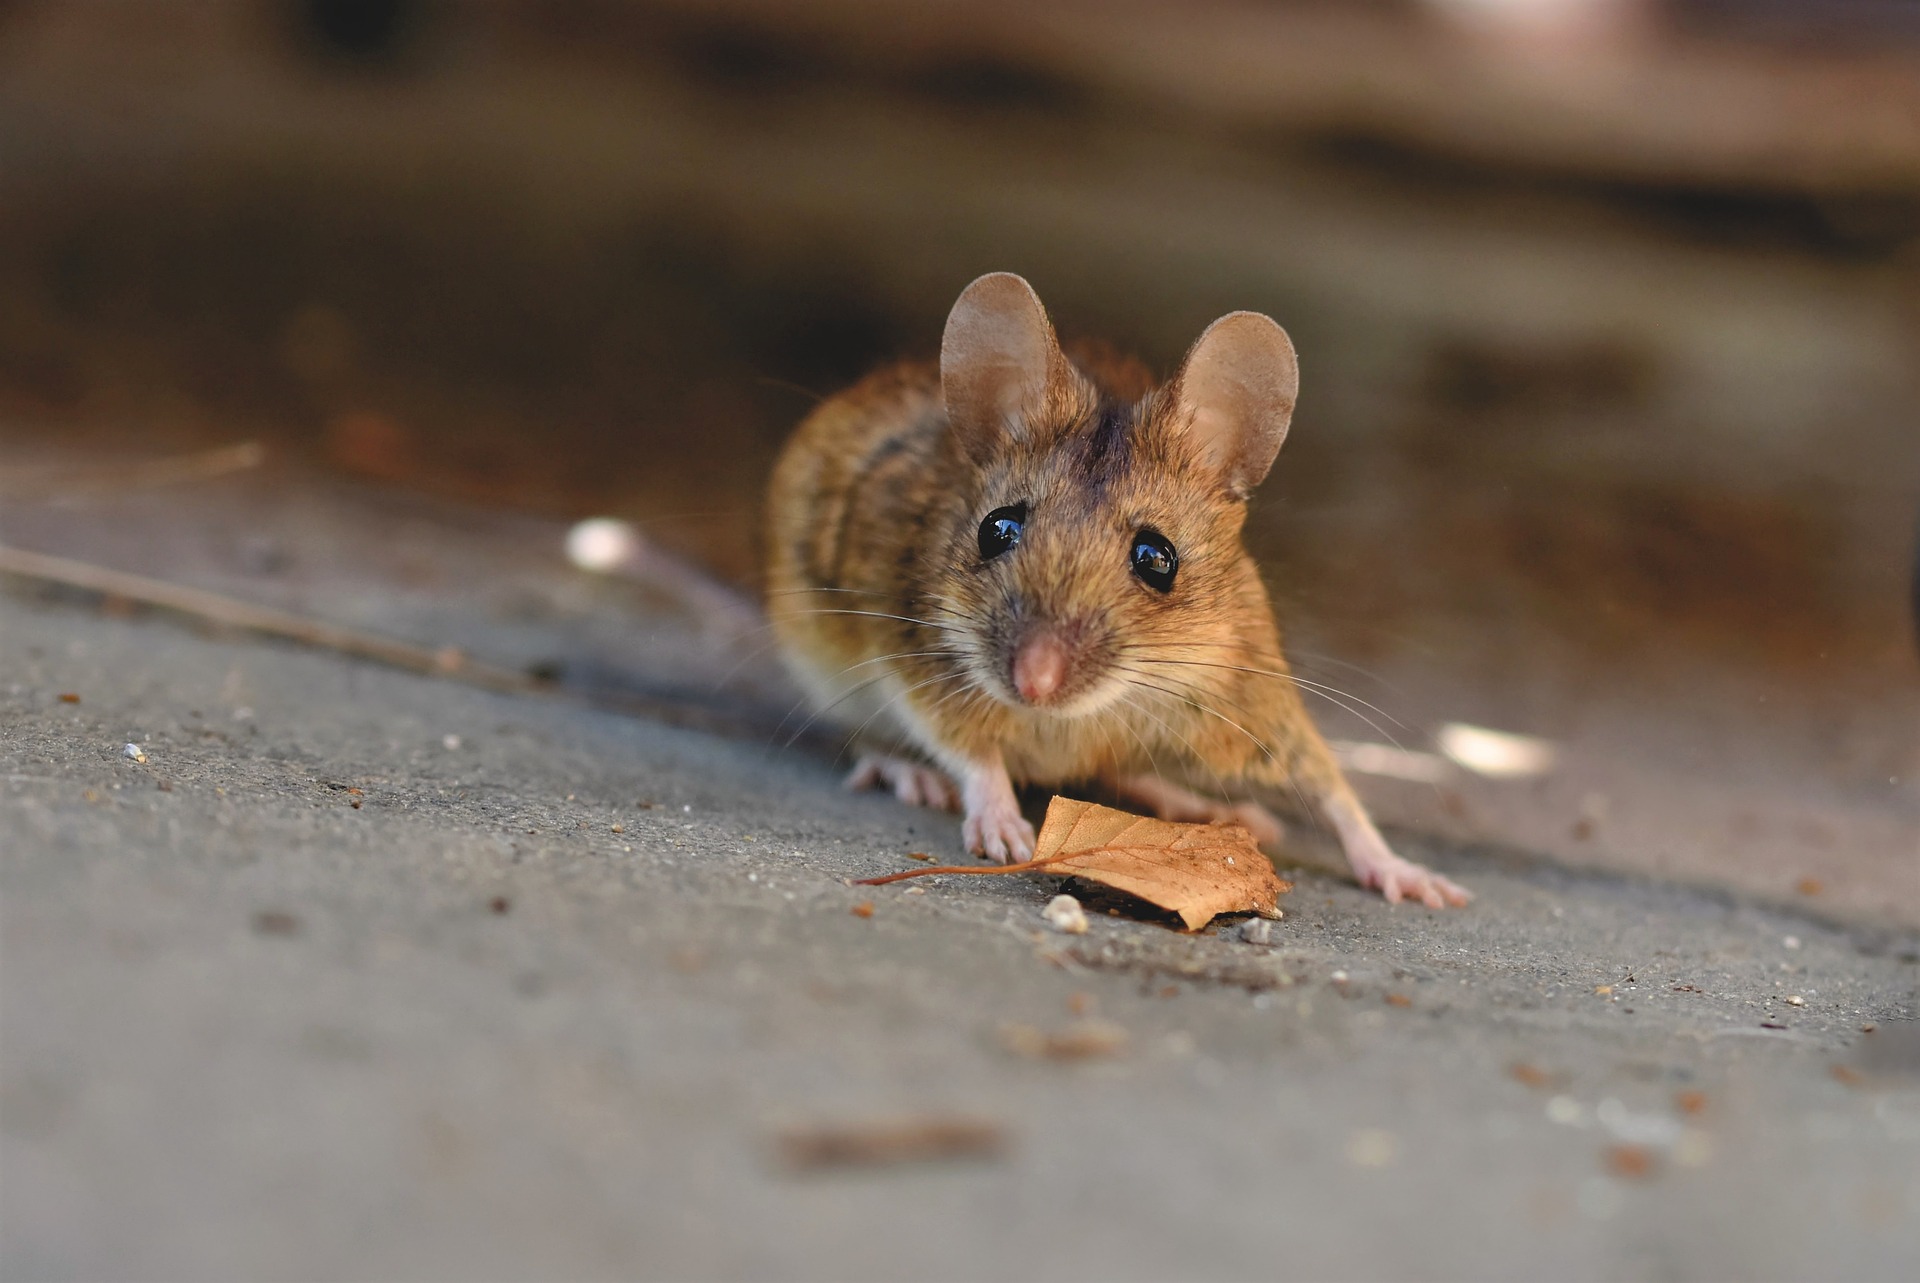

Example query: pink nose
[1012,632,1070,704]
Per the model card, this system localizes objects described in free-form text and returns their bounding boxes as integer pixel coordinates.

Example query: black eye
[978,504,1026,561]
[1131,530,1178,592]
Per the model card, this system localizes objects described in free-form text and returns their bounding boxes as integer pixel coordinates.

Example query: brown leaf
[856,797,1291,931]
[1027,797,1289,931]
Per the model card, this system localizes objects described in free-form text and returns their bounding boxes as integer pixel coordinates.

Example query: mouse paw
[1348,844,1472,909]
[845,755,960,812]
[963,803,1036,865]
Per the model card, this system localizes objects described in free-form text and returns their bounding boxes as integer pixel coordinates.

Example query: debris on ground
[774,1116,1008,1171]
[1043,894,1089,934]
[122,742,146,763]
[998,1019,1128,1060]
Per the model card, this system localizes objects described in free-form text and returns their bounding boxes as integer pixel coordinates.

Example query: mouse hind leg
[846,754,961,812]
[1109,774,1285,848]
[1246,734,1471,908]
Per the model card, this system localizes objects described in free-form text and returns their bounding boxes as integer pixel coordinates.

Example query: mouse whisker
[770,648,964,743]
[1135,637,1410,702]
[770,606,969,636]
[1110,686,1234,803]
[1110,668,1281,762]
[1115,671,1318,818]
[841,668,974,751]
[1126,654,1408,735]
[1152,660,1402,750]
[770,586,970,622]
[776,669,897,749]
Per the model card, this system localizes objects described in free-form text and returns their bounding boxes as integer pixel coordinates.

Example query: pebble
[122,743,147,763]
[1238,918,1275,946]
[1042,894,1088,935]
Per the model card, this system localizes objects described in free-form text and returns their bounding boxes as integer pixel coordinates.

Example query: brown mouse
[765,272,1468,907]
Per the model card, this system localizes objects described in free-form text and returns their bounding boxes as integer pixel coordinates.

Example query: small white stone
[442,734,462,751]
[1238,918,1275,946]
[1042,894,1088,935]
[1785,995,1806,1007]
[122,742,147,763]
[1783,935,1802,950]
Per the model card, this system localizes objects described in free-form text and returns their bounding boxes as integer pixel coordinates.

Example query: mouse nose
[1011,631,1070,704]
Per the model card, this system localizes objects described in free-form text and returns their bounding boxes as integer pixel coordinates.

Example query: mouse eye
[978,504,1026,561]
[1131,530,1178,592]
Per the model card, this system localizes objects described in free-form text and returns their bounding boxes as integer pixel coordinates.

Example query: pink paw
[845,756,959,812]
[963,803,1036,864]
[1352,848,1471,909]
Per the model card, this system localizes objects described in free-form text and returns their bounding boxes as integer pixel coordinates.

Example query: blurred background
[1,0,1916,917]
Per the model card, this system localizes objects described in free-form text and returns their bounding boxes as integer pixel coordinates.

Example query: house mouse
[765,272,1469,907]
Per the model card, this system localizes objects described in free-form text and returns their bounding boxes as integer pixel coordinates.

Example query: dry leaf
[1027,797,1289,931]
[856,796,1290,931]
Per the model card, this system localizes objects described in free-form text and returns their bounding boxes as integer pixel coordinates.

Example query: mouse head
[935,272,1297,718]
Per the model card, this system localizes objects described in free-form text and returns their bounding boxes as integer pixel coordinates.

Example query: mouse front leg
[955,751,1035,863]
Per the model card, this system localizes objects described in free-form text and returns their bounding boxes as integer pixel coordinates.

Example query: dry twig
[0,542,535,693]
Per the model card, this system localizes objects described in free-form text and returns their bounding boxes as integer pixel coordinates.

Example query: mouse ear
[941,273,1065,457]
[1170,312,1298,497]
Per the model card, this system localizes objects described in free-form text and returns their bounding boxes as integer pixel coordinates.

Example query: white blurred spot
[565,518,641,573]
[442,734,462,751]
[1437,723,1557,778]
[1546,1096,1588,1127]
[1424,0,1641,47]
[1595,1097,1681,1147]
[1333,740,1453,783]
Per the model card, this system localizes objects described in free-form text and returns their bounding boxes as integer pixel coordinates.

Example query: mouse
[765,272,1469,908]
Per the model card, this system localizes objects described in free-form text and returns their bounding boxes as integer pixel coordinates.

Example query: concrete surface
[3,591,1917,1281]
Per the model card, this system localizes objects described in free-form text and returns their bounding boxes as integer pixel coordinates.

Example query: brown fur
[765,339,1342,803]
